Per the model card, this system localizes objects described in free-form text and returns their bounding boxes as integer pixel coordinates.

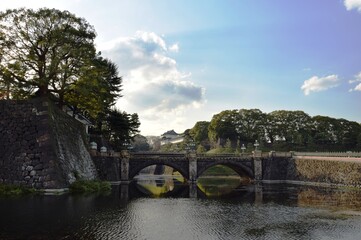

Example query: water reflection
[197,177,243,197]
[2,181,361,239]
[132,175,255,200]
[133,175,188,198]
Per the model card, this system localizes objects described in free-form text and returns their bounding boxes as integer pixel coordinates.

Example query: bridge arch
[197,160,254,179]
[128,159,189,180]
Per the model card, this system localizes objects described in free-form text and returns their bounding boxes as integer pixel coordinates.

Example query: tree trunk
[37,85,49,96]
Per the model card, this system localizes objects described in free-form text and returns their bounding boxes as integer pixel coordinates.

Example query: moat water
[2,176,361,240]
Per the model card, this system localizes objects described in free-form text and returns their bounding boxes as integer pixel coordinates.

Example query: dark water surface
[1,177,361,239]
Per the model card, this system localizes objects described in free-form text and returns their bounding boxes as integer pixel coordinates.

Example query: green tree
[65,55,122,119]
[0,8,96,99]
[196,145,207,153]
[208,110,238,147]
[189,121,210,150]
[131,134,150,152]
[268,110,312,148]
[311,116,338,150]
[235,109,266,144]
[357,132,361,150]
[103,109,140,151]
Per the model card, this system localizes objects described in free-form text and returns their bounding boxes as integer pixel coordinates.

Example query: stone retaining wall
[263,156,361,186]
[0,98,97,189]
[92,156,120,182]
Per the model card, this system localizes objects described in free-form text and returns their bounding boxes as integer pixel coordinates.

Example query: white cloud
[169,43,179,53]
[349,72,361,91]
[344,0,361,12]
[348,72,361,84]
[301,75,339,95]
[100,31,205,135]
[355,83,361,91]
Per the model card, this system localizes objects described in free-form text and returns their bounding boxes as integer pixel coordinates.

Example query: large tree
[268,110,312,146]
[189,121,210,145]
[103,109,140,151]
[208,110,238,146]
[0,8,96,99]
[235,109,266,144]
[65,55,122,118]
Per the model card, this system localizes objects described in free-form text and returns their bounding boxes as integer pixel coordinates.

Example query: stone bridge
[120,152,265,182]
[93,151,361,187]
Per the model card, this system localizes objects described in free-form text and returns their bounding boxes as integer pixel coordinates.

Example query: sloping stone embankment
[0,98,97,189]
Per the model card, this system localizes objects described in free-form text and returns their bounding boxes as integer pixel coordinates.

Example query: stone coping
[260,180,361,189]
[43,188,69,195]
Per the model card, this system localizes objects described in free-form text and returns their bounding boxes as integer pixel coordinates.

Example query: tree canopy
[0,8,139,147]
[0,8,96,96]
[191,109,361,152]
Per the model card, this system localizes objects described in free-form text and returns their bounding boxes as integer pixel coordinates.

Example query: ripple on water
[64,197,361,240]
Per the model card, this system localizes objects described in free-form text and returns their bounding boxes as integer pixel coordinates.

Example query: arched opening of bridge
[133,164,187,198]
[197,164,252,197]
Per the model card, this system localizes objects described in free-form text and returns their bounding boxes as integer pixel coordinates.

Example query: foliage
[101,109,140,151]
[0,8,96,97]
[64,55,122,118]
[190,121,210,142]
[208,110,238,146]
[131,134,150,152]
[0,183,38,196]
[199,165,239,176]
[0,8,122,119]
[69,180,111,194]
[205,108,361,152]
[196,145,207,153]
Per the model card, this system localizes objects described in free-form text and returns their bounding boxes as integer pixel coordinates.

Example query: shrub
[0,184,38,196]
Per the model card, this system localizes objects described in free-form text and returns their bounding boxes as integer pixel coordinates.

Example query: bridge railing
[293,151,361,158]
[91,149,361,159]
[196,153,253,158]
[131,152,186,158]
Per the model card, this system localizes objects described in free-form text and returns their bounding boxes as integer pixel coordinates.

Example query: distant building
[160,130,184,145]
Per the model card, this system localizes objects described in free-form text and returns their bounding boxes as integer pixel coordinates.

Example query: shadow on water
[2,179,361,239]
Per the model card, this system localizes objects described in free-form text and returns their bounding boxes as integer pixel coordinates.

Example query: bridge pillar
[188,153,197,182]
[120,151,130,182]
[253,150,262,181]
[254,183,263,205]
[120,183,129,203]
[189,182,198,198]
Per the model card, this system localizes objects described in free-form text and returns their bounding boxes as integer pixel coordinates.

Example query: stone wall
[92,156,120,182]
[262,156,361,186]
[0,98,97,189]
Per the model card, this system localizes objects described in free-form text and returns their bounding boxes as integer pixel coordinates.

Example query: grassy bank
[69,180,111,194]
[0,183,38,196]
[201,165,239,176]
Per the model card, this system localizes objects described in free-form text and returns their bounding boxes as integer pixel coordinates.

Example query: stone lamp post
[241,144,246,154]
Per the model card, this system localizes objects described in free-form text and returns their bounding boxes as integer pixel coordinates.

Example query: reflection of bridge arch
[128,155,189,180]
[197,160,254,179]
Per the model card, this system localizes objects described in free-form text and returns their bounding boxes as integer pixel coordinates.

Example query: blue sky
[1,0,361,135]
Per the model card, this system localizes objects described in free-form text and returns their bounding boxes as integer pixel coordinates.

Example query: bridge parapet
[293,151,361,158]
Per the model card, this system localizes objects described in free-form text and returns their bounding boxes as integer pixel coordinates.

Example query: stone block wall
[262,156,361,186]
[92,156,120,182]
[0,98,97,189]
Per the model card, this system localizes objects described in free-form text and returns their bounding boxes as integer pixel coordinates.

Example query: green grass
[69,180,111,194]
[0,183,38,196]
[201,165,238,176]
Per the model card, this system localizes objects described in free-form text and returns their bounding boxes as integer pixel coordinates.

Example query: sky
[1,0,361,136]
